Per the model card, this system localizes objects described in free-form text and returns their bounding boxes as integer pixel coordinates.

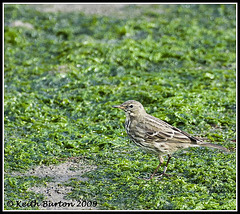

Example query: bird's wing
[140,114,199,144]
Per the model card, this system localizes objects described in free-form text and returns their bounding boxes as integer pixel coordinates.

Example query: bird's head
[112,100,146,118]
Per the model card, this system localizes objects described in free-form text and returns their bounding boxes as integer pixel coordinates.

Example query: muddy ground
[11,157,97,210]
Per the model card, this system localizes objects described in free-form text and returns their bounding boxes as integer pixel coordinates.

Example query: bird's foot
[157,173,172,177]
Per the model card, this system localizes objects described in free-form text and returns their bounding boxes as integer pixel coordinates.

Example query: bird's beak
[112,105,125,110]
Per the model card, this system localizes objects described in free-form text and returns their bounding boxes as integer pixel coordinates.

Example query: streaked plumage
[113,100,229,179]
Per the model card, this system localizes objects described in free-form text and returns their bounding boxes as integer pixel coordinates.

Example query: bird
[112,100,229,179]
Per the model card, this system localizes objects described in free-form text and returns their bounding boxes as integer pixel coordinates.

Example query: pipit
[113,100,229,179]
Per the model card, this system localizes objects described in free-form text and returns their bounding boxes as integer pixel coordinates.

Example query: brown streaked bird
[112,100,229,180]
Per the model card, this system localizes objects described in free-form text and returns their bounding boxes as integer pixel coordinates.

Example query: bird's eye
[129,105,133,108]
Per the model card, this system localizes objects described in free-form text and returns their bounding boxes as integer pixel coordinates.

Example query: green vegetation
[4,4,236,210]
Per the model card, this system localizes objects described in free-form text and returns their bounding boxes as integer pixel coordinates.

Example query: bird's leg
[150,156,164,179]
[160,154,172,176]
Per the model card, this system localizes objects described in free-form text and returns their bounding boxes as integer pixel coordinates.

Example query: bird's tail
[200,142,230,153]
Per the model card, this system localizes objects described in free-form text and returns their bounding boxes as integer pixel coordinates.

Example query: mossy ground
[4,4,236,210]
